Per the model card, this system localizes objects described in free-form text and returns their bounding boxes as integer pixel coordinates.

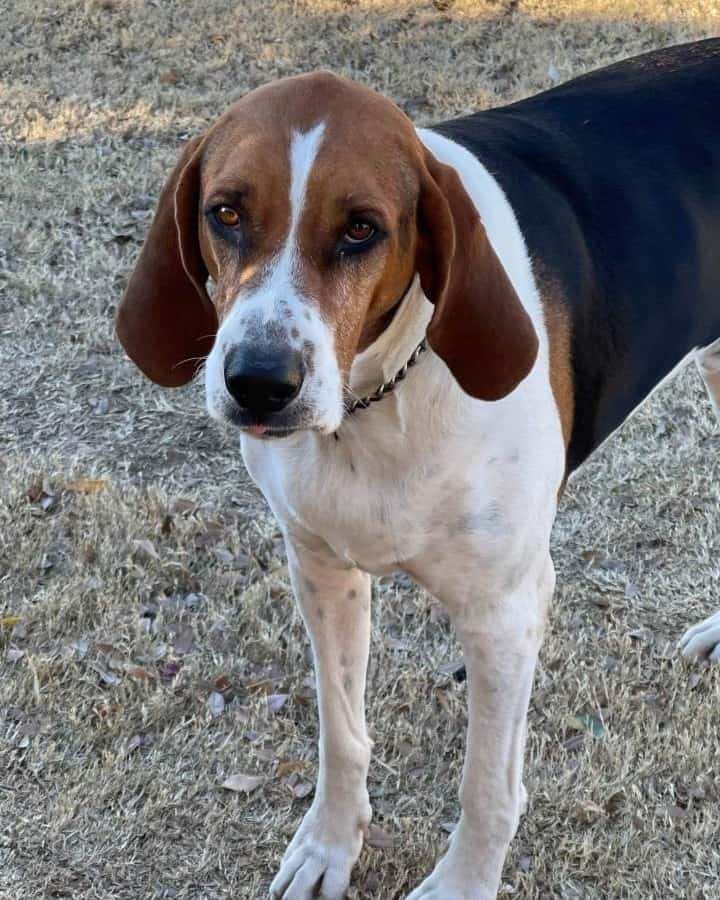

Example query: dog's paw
[678,611,720,663]
[269,800,370,900]
[406,869,490,900]
[269,842,354,900]
[405,811,512,900]
[406,882,470,900]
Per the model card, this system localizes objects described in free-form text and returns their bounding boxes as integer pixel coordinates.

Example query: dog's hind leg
[695,338,720,420]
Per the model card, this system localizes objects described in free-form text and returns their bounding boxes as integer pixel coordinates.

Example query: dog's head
[117,72,537,437]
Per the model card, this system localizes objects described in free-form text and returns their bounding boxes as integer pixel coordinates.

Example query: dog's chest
[240,418,529,577]
[243,444,438,573]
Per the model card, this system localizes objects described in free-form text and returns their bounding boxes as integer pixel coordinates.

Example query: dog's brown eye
[215,206,240,228]
[345,220,375,243]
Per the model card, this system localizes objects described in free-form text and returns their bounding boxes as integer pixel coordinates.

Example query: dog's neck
[348,274,432,402]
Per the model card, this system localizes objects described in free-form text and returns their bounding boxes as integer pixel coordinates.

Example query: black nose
[223,346,305,415]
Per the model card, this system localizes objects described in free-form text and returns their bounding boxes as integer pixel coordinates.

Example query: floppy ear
[416,150,538,401]
[116,136,218,387]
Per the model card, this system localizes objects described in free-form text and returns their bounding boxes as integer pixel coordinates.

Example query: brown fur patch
[543,299,574,451]
[538,272,574,494]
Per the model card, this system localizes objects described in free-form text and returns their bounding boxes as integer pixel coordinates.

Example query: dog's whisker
[171,354,209,370]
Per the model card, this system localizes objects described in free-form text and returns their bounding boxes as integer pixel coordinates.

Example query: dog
[117,38,720,899]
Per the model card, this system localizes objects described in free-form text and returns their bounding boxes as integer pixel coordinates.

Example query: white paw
[405,838,494,900]
[269,802,369,900]
[406,881,467,899]
[406,871,481,900]
[678,610,720,663]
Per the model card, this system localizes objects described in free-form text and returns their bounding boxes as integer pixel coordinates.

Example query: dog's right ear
[116,136,218,387]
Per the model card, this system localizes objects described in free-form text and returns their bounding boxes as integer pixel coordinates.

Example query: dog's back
[436,38,720,472]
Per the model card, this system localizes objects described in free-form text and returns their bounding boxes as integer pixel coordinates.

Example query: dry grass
[2,2,720,898]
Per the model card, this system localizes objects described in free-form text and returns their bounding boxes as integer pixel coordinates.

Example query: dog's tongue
[245,425,268,436]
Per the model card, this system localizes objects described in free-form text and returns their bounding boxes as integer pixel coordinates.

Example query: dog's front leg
[407,553,555,900]
[270,540,372,900]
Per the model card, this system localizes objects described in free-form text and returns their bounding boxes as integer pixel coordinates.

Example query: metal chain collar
[344,338,428,416]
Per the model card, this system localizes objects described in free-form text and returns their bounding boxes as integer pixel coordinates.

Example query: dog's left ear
[416,148,538,401]
[116,135,218,387]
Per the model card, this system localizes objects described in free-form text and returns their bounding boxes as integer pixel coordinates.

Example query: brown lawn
[2,2,719,898]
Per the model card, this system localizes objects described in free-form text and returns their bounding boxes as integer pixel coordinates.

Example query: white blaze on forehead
[248,121,326,325]
[287,122,326,248]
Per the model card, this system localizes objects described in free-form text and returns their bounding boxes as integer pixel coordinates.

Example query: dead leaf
[0,617,22,628]
[573,800,604,824]
[148,642,168,662]
[214,674,234,700]
[566,713,605,739]
[173,625,195,656]
[435,689,454,716]
[125,665,156,682]
[133,539,159,561]
[87,661,121,686]
[159,513,173,536]
[438,658,466,682]
[254,745,275,763]
[70,639,89,660]
[582,550,624,572]
[126,734,148,755]
[184,592,201,610]
[213,547,235,565]
[246,679,276,694]
[276,760,307,778]
[267,693,289,713]
[208,691,225,716]
[158,659,183,683]
[384,636,411,651]
[222,773,264,793]
[605,790,626,816]
[39,492,59,512]
[563,734,585,752]
[291,780,314,799]
[159,67,180,84]
[628,627,654,644]
[26,482,43,503]
[64,479,107,494]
